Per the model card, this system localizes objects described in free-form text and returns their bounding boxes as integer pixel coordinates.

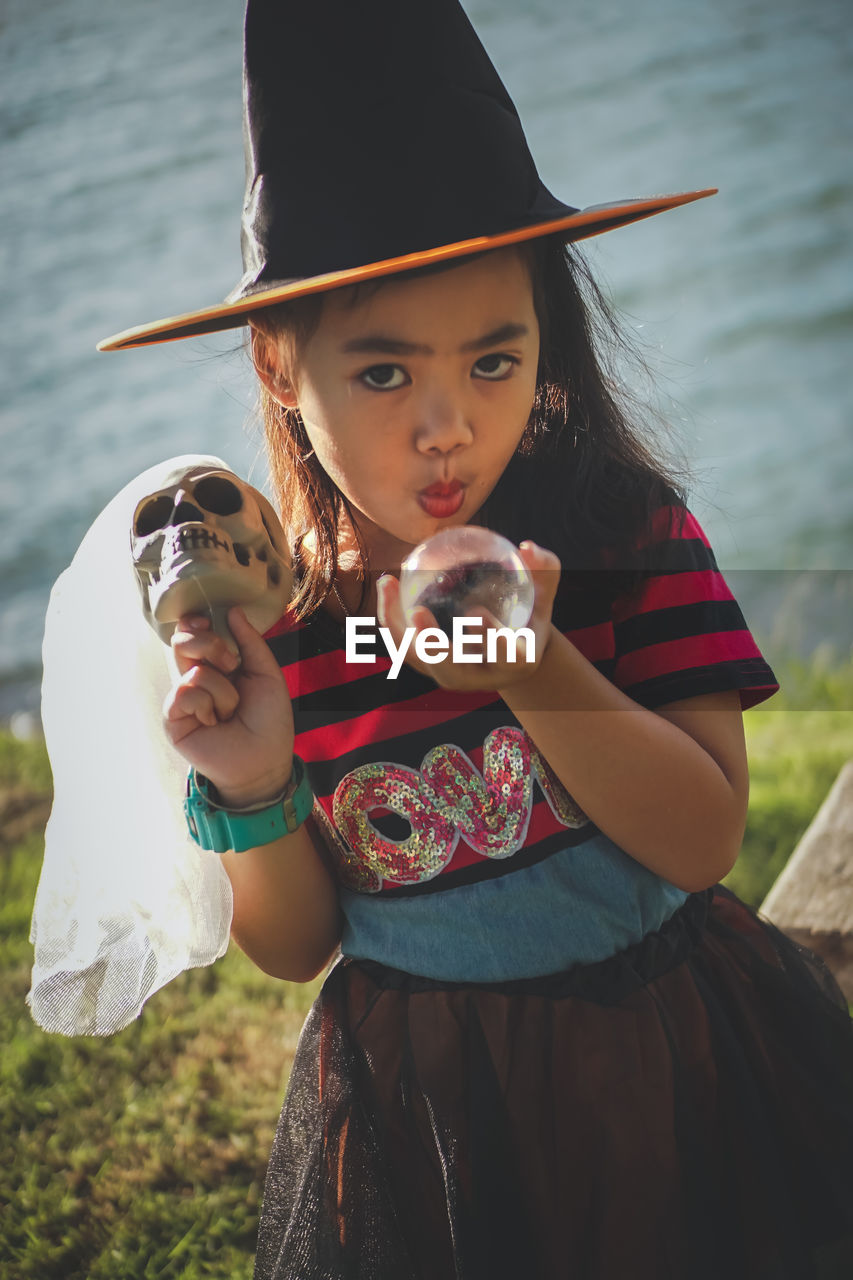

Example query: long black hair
[477,238,688,571]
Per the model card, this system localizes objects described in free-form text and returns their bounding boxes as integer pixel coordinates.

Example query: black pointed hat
[99,0,714,351]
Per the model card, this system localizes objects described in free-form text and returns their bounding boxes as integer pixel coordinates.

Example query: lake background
[2,0,851,722]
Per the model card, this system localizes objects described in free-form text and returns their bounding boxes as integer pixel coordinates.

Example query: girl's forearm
[220,821,342,982]
[498,628,749,893]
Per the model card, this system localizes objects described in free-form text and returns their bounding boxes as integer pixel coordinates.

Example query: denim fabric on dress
[340,832,690,981]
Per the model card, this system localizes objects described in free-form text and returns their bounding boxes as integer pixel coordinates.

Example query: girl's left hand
[376,540,561,693]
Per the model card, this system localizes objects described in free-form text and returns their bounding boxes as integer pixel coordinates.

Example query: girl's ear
[250,327,299,408]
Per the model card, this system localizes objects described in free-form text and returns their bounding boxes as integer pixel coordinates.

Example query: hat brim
[97,189,716,352]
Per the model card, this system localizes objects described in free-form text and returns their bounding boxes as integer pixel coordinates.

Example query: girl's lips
[417,481,465,518]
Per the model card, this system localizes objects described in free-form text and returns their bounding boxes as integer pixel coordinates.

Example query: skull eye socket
[261,513,282,552]
[193,476,243,516]
[134,496,174,537]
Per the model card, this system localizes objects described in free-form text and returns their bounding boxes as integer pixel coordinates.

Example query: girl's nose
[413,387,473,455]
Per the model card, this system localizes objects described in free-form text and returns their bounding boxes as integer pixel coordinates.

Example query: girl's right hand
[163,605,295,808]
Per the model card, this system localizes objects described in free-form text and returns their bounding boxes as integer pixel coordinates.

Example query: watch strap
[184,756,313,853]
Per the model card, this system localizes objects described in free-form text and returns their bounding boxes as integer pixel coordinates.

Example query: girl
[52,1,853,1276]
[162,241,853,1280]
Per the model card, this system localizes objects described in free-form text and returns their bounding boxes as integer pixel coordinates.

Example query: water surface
[1,0,850,715]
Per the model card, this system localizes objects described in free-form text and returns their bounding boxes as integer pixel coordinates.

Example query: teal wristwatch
[184,756,314,853]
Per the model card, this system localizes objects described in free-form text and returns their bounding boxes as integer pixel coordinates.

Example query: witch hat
[98,0,714,351]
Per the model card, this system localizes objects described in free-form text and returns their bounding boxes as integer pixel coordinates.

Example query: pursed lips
[417,479,465,518]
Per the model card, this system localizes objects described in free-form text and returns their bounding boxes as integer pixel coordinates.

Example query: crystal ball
[399,527,534,631]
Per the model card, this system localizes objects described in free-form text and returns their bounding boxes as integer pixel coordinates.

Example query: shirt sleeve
[610,506,779,711]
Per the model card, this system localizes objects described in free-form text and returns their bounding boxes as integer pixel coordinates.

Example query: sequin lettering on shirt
[529,742,589,829]
[421,728,533,857]
[310,799,383,894]
[333,764,458,886]
[325,726,589,892]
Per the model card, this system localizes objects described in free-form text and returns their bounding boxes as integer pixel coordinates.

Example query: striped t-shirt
[265,507,777,981]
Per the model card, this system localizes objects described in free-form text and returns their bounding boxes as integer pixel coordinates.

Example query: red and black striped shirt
[264,507,777,901]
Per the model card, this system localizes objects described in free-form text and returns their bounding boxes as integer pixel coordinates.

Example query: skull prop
[131,463,292,651]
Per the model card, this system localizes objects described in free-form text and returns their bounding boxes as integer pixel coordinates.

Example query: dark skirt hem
[254,887,853,1280]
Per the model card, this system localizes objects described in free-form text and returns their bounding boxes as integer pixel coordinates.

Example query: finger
[162,709,204,747]
[462,606,502,630]
[376,575,406,635]
[518,541,561,612]
[376,576,439,678]
[518,540,561,573]
[165,681,218,729]
[187,662,241,719]
[409,603,440,632]
[449,608,516,671]
[174,663,241,724]
[226,607,285,679]
[172,615,242,676]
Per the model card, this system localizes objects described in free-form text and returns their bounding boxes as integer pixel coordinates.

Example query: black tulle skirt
[253,887,853,1280]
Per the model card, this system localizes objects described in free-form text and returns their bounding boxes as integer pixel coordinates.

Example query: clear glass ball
[399,526,534,631]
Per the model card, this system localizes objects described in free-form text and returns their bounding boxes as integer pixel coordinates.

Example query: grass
[2,654,852,1276]
[1,741,321,1279]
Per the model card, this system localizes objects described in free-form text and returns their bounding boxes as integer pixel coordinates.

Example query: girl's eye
[473,353,517,380]
[359,364,408,390]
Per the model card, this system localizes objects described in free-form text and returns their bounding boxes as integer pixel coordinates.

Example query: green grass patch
[2,657,851,1275]
[725,653,853,906]
[0,730,53,792]
[1,729,321,1278]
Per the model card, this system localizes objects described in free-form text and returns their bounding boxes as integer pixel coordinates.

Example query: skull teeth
[172,527,231,554]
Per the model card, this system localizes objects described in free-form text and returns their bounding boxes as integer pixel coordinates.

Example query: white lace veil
[28,456,237,1036]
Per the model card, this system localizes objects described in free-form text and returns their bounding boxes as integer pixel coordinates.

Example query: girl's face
[265,248,540,569]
